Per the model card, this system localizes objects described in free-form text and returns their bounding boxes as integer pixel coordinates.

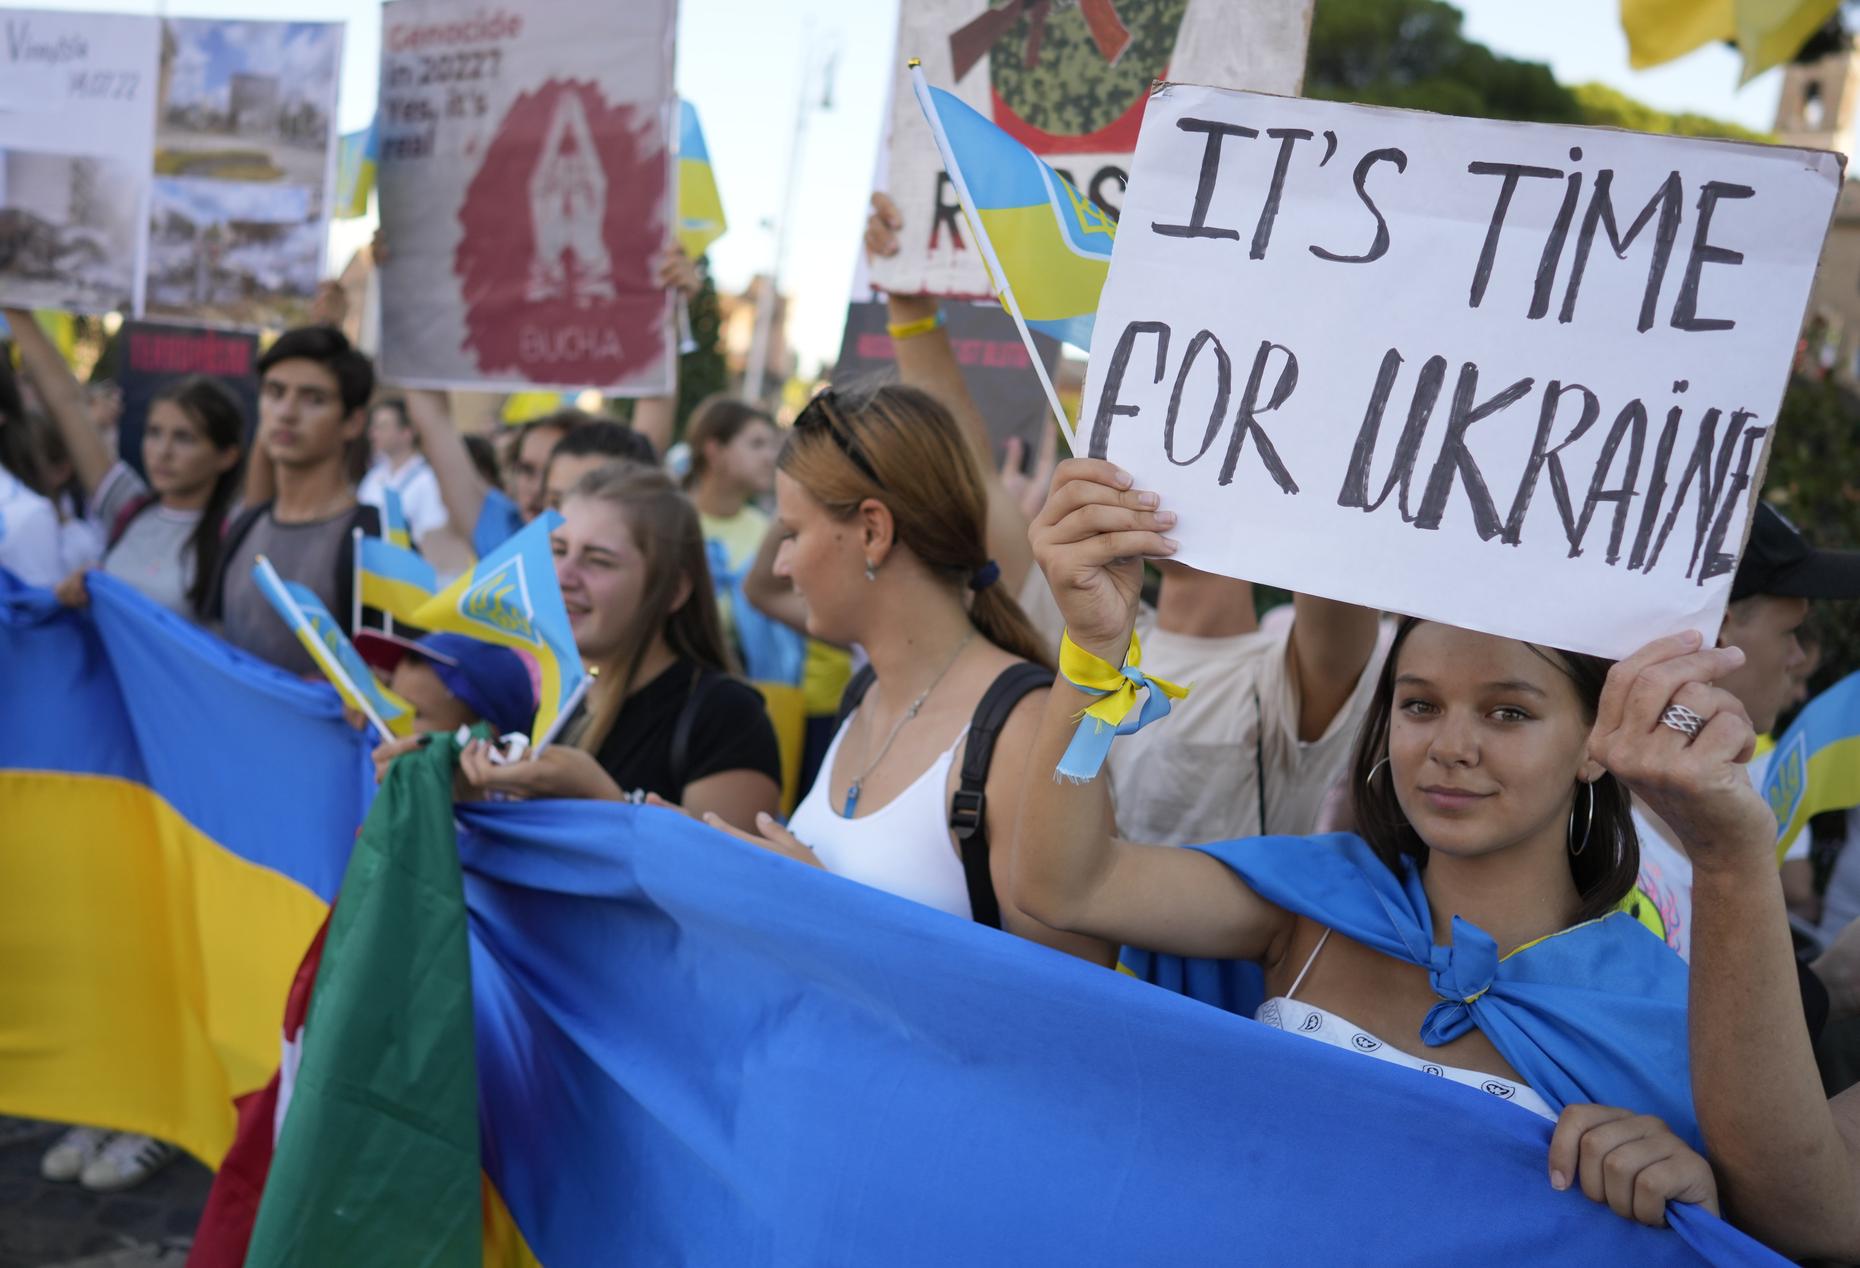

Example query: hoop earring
[1364,757,1390,791]
[863,559,878,582]
[1568,780,1594,856]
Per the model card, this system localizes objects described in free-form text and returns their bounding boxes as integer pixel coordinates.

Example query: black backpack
[836,661,1053,930]
[206,500,381,635]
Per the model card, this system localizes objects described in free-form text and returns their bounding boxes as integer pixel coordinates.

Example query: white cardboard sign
[1081,84,1843,658]
[0,9,158,314]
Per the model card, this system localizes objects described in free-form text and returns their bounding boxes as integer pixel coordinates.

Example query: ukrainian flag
[1765,669,1860,858]
[676,99,727,261]
[0,569,371,1167]
[382,487,414,550]
[912,71,1114,351]
[410,511,586,745]
[334,119,378,220]
[358,534,437,624]
[253,556,414,738]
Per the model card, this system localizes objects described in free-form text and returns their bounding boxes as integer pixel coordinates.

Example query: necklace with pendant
[842,631,975,817]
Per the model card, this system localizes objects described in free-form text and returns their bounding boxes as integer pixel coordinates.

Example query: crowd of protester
[4,188,1860,1262]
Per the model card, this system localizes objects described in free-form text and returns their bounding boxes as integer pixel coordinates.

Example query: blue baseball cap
[355,631,538,737]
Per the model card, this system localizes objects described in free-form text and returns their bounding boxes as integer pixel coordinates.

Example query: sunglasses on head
[794,391,885,489]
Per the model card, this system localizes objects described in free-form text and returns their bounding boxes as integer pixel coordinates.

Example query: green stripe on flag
[247,735,482,1266]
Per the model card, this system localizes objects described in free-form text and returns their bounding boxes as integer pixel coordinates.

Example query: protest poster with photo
[147,18,343,330]
[834,299,1062,462]
[375,0,678,395]
[870,0,1313,299]
[0,9,159,314]
[110,320,260,475]
[1081,84,1843,658]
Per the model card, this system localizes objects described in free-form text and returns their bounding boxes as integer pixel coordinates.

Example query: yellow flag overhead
[1620,0,1839,80]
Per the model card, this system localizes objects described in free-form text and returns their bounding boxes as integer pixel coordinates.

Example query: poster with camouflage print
[871,0,1314,299]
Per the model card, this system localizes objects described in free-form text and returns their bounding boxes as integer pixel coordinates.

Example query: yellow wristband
[886,310,945,340]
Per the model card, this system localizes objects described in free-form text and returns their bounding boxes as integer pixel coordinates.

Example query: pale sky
[20,0,1791,374]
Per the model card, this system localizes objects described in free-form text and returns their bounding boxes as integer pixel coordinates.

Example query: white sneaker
[39,1125,112,1182]
[78,1132,178,1192]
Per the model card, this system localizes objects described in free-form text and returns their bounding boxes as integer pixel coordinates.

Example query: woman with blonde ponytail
[705,384,1109,965]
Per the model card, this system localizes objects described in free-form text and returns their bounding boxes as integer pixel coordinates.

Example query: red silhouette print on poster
[456,80,667,386]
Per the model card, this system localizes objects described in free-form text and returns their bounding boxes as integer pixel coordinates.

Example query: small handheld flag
[1764,669,1860,859]
[253,556,414,738]
[334,119,379,220]
[409,511,587,747]
[910,63,1117,447]
[676,100,727,261]
[381,488,413,551]
[355,531,438,626]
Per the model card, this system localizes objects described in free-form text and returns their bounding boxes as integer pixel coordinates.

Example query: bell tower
[1774,45,1860,160]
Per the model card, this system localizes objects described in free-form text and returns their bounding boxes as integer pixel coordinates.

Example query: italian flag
[189,737,482,1266]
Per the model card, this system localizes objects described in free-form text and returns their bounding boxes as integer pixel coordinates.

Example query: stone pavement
[0,1119,208,1268]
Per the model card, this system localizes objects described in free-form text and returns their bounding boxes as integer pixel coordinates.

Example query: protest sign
[833,299,1062,463]
[870,0,1311,299]
[146,18,343,330]
[1081,84,1843,658]
[110,320,259,475]
[0,9,158,314]
[376,0,677,395]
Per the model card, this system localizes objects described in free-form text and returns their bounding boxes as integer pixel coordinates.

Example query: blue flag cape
[1127,834,1699,1148]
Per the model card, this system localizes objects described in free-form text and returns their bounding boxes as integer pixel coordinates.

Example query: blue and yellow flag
[1764,669,1860,857]
[334,119,379,220]
[357,534,437,625]
[409,511,585,745]
[676,100,727,261]
[381,487,413,551]
[912,72,1114,351]
[253,556,413,737]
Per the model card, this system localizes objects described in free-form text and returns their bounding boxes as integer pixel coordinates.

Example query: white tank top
[787,713,973,920]
[1256,930,1556,1121]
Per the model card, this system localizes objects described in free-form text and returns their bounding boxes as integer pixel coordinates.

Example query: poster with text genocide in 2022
[375,1,677,395]
[869,0,1313,299]
[0,9,158,315]
[1083,84,1843,659]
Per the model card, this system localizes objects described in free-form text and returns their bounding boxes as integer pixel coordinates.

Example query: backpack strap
[951,662,1054,930]
[836,663,878,728]
[206,501,269,623]
[106,493,158,551]
[669,667,721,797]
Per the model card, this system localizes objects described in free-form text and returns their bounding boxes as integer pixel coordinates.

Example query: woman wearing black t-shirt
[461,461,781,829]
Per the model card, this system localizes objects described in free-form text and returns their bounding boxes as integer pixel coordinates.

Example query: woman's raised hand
[1588,630,1775,869]
[1028,458,1176,663]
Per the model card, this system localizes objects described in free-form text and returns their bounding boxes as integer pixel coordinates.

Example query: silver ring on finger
[1660,704,1705,738]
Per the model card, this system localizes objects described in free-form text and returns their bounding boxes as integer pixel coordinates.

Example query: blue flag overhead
[913,74,1114,351]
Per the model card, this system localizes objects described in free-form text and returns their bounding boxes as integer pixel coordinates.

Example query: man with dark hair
[210,326,379,674]
[540,417,657,510]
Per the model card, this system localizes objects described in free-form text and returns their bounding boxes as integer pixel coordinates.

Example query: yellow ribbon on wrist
[1056,630,1190,782]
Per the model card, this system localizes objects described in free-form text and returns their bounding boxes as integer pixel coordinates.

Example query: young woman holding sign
[1014,457,1734,1229]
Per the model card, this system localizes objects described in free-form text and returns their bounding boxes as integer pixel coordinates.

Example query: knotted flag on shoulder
[409,511,586,745]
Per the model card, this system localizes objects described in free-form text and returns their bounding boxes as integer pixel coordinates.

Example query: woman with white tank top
[701,384,1109,966]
